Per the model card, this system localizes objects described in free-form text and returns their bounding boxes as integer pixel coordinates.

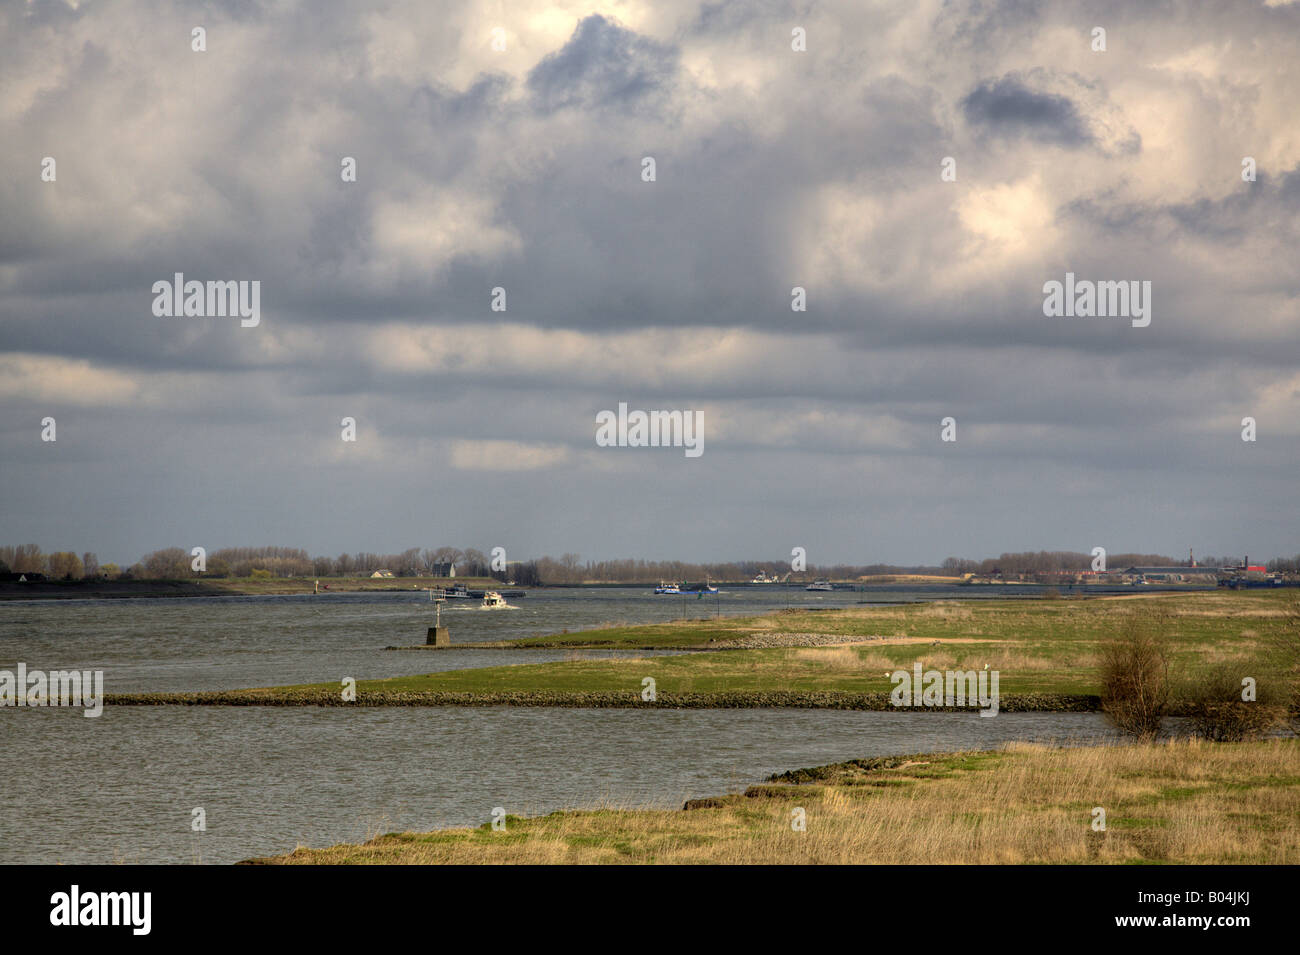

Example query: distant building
[1124,566,1220,582]
[370,569,394,578]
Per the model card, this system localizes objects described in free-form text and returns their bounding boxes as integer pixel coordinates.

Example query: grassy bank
[244,737,1300,864]
[106,591,1296,710]
[503,590,1295,651]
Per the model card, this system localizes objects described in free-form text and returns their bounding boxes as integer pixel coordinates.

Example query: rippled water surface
[2,586,1120,864]
[2,706,1125,864]
[2,587,903,691]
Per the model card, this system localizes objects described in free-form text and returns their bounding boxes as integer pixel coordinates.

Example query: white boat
[805,579,834,592]
[654,581,682,594]
[481,590,508,608]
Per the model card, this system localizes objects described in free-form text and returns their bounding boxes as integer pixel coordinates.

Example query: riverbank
[0,575,510,600]
[103,590,1296,710]
[243,737,1300,864]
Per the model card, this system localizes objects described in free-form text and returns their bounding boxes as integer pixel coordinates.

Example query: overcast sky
[2,0,1298,567]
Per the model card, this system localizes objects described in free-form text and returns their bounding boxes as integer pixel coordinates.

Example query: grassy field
[240,590,1295,703]
[244,737,1300,864]
[100,590,1297,711]
[507,590,1296,650]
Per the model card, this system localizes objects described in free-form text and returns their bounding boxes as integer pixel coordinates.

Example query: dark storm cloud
[527,14,678,112]
[1168,164,1300,239]
[961,74,1094,147]
[0,0,1297,565]
[1061,163,1300,247]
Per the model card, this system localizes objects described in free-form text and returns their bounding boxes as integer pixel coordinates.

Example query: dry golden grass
[789,647,869,670]
[251,738,1300,865]
[917,603,974,620]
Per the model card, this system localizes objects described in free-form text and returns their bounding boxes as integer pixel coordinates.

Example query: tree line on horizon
[939,551,1262,574]
[2,544,1297,584]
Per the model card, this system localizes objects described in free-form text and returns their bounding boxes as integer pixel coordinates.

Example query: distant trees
[395,548,424,577]
[47,552,83,580]
[143,548,191,578]
[0,544,44,574]
[2,542,1296,584]
[460,548,489,577]
[210,546,312,577]
[939,551,1185,577]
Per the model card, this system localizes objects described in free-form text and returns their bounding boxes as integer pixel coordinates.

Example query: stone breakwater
[102,690,1103,711]
[712,632,887,649]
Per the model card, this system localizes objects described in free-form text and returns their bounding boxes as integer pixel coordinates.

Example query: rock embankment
[712,632,886,649]
[103,689,1102,711]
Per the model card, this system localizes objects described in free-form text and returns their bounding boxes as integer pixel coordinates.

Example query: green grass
[276,646,1084,696]
[510,623,756,648]
[97,590,1293,710]
[243,590,1296,703]
[508,591,1296,651]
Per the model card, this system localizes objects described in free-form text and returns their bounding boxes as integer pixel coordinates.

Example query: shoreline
[240,737,1300,864]
[95,590,1297,712]
[2,575,1250,602]
[102,689,1101,711]
[0,576,518,601]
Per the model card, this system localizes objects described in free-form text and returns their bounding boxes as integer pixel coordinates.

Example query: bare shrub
[1100,609,1171,740]
[1177,663,1289,741]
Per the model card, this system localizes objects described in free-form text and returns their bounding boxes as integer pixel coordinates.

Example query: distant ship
[680,581,719,594]
[805,579,834,592]
[657,580,718,594]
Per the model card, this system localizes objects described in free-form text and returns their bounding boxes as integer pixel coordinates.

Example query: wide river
[2,585,1123,864]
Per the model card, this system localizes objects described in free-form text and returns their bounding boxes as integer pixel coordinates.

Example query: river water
[2,585,1121,864]
[0,585,1047,692]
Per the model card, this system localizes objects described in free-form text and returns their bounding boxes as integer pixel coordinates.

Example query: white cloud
[0,353,138,405]
[449,439,569,470]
